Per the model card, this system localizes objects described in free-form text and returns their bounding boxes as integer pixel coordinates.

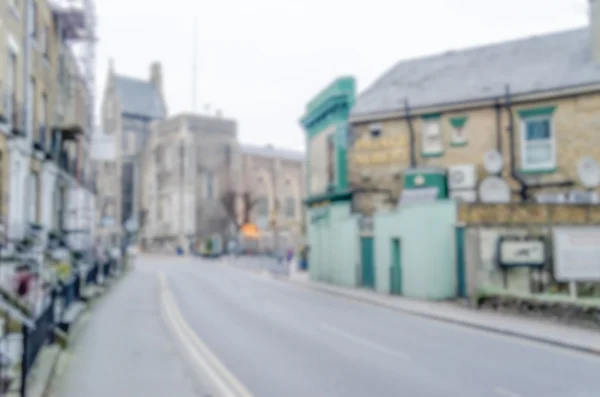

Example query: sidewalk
[53,268,205,397]
[287,272,600,355]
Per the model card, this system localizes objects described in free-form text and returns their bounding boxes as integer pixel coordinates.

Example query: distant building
[91,128,119,246]
[239,144,305,253]
[99,60,167,242]
[141,113,238,252]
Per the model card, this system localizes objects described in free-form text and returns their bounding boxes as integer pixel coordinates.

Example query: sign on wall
[351,135,408,166]
[553,227,600,281]
[497,237,546,268]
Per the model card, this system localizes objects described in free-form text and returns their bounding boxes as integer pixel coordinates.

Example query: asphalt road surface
[158,256,600,397]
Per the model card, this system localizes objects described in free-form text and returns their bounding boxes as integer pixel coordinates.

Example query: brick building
[348,10,600,213]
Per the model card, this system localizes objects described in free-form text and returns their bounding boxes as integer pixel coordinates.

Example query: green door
[390,238,402,295]
[455,226,466,297]
[360,237,375,289]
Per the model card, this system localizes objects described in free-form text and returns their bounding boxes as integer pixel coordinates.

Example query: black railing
[85,263,99,284]
[20,290,55,396]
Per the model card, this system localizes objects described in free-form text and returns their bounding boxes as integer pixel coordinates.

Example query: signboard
[553,227,600,281]
[351,135,408,166]
[497,237,545,268]
[398,187,439,206]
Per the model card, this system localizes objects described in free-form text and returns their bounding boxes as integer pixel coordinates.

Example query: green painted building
[299,77,358,281]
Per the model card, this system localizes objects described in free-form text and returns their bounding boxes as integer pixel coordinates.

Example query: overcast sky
[96,0,587,150]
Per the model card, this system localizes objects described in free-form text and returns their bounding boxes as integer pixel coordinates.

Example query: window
[6,52,16,124]
[284,197,295,218]
[30,1,37,39]
[449,116,468,146]
[9,0,19,16]
[41,25,49,57]
[205,171,214,199]
[39,93,47,145]
[27,172,39,223]
[256,196,269,217]
[369,124,381,138]
[421,119,443,155]
[520,116,555,171]
[326,134,335,187]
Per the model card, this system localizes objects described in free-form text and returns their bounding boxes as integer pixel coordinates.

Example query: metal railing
[20,290,55,397]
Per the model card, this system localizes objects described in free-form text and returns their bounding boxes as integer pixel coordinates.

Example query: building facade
[300,77,356,278]
[239,144,305,253]
[141,113,238,252]
[91,128,118,246]
[0,0,95,252]
[348,15,600,212]
[100,60,166,242]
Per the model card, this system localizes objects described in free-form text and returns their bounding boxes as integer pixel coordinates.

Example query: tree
[220,190,259,230]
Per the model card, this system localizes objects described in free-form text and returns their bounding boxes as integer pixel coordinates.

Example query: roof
[241,144,304,162]
[114,75,165,119]
[351,27,600,119]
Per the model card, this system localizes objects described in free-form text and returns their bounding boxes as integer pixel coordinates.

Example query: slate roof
[114,75,165,119]
[241,144,304,162]
[351,27,600,119]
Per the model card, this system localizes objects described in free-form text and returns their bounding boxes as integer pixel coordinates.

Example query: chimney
[150,61,163,92]
[216,109,222,118]
[591,0,600,62]
[108,58,114,74]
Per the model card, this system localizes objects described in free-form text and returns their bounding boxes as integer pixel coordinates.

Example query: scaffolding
[49,0,97,252]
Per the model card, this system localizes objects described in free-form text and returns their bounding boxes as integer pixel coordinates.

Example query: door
[390,238,402,295]
[455,226,466,298]
[360,237,375,289]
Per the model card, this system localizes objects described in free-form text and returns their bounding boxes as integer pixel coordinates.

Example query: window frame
[420,118,444,156]
[519,115,556,172]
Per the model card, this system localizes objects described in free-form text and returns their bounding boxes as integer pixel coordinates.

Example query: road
[58,256,600,397]
[161,256,600,397]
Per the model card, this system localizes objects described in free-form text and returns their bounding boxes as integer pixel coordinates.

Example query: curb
[286,279,600,357]
[42,270,132,396]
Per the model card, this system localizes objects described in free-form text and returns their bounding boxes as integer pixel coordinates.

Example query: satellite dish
[479,176,511,203]
[483,150,503,175]
[577,157,600,188]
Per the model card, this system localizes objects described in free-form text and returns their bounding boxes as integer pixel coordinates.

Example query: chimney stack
[150,61,163,92]
[591,0,600,62]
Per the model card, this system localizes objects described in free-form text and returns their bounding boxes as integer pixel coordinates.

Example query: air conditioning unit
[448,164,477,190]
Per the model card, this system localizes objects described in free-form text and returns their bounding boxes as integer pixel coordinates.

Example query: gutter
[350,82,600,125]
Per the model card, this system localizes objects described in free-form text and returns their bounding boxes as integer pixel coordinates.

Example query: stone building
[239,144,305,253]
[99,60,167,243]
[140,113,238,252]
[0,0,95,249]
[348,11,600,213]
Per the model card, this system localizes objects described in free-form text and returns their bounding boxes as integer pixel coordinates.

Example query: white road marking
[321,323,410,360]
[157,272,254,397]
[494,387,523,397]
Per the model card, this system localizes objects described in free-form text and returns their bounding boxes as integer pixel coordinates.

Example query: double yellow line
[157,272,254,397]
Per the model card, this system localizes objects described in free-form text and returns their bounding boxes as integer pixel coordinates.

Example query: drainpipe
[504,85,529,201]
[403,99,417,168]
[504,85,573,202]
[494,98,502,154]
